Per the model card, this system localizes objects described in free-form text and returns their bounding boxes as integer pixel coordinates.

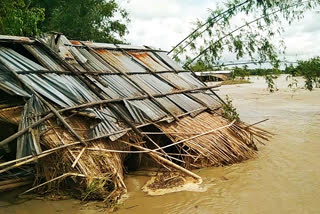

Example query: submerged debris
[142,172,201,196]
[0,34,271,205]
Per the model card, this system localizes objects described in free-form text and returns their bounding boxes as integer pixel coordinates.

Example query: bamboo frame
[0,84,220,147]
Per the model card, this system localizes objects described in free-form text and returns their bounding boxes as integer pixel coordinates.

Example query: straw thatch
[158,112,270,169]
[36,115,132,202]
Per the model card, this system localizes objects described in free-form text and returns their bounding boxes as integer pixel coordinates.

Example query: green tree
[31,0,129,43]
[296,57,320,90]
[0,0,45,36]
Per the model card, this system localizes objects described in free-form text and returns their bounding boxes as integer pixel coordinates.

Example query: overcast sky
[122,0,320,66]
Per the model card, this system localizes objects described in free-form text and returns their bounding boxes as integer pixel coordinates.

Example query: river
[1,75,319,214]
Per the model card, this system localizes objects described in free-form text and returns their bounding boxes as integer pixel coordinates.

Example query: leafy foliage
[31,0,129,43]
[232,66,250,79]
[222,95,240,122]
[170,0,320,70]
[264,74,279,92]
[0,0,129,43]
[285,57,320,90]
[0,0,45,36]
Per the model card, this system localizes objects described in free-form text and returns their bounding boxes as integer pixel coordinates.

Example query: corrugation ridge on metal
[178,72,205,87]
[155,52,184,71]
[77,48,114,73]
[154,97,184,116]
[23,45,65,71]
[167,94,204,113]
[86,75,118,99]
[128,51,171,72]
[0,47,100,107]
[99,75,144,98]
[160,72,196,90]
[0,47,47,71]
[21,74,83,107]
[90,107,128,141]
[134,74,173,94]
[60,35,87,64]
[0,62,30,97]
[17,95,48,158]
[188,91,221,108]
[95,49,146,73]
[129,74,205,115]
[124,99,167,124]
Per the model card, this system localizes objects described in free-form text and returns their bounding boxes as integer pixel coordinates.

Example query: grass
[221,79,251,85]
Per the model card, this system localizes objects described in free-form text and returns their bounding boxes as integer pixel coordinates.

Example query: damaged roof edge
[0,35,35,44]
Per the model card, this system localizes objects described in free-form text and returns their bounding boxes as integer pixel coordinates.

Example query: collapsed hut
[0,34,270,203]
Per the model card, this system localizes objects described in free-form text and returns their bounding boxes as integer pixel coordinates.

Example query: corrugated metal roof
[155,52,184,71]
[95,49,146,73]
[0,34,223,157]
[16,95,48,158]
[23,45,65,71]
[0,62,30,97]
[77,48,113,72]
[129,52,171,72]
[178,72,205,88]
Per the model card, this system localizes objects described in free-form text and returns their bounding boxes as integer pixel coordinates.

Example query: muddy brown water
[1,75,319,214]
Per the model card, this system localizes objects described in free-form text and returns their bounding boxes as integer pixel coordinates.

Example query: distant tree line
[191,56,320,91]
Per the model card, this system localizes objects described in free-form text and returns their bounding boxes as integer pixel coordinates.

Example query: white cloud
[122,0,320,63]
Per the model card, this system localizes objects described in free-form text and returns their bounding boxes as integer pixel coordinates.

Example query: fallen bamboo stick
[0,180,33,192]
[71,147,86,168]
[0,84,219,147]
[0,176,32,186]
[157,120,236,151]
[20,172,108,195]
[0,113,54,147]
[20,173,72,195]
[0,107,224,172]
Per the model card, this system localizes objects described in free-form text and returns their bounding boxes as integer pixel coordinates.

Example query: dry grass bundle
[0,106,23,125]
[158,112,271,169]
[36,115,132,203]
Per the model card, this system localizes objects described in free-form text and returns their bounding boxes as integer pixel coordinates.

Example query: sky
[122,0,320,67]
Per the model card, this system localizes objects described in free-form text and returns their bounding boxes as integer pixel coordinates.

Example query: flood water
[1,75,320,214]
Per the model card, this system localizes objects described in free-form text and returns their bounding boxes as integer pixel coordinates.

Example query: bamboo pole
[0,85,219,148]
[0,180,33,192]
[71,147,86,168]
[16,70,190,75]
[0,113,232,174]
[0,176,32,186]
[0,56,86,147]
[85,44,180,121]
[20,172,109,196]
[0,106,211,169]
[0,113,53,147]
